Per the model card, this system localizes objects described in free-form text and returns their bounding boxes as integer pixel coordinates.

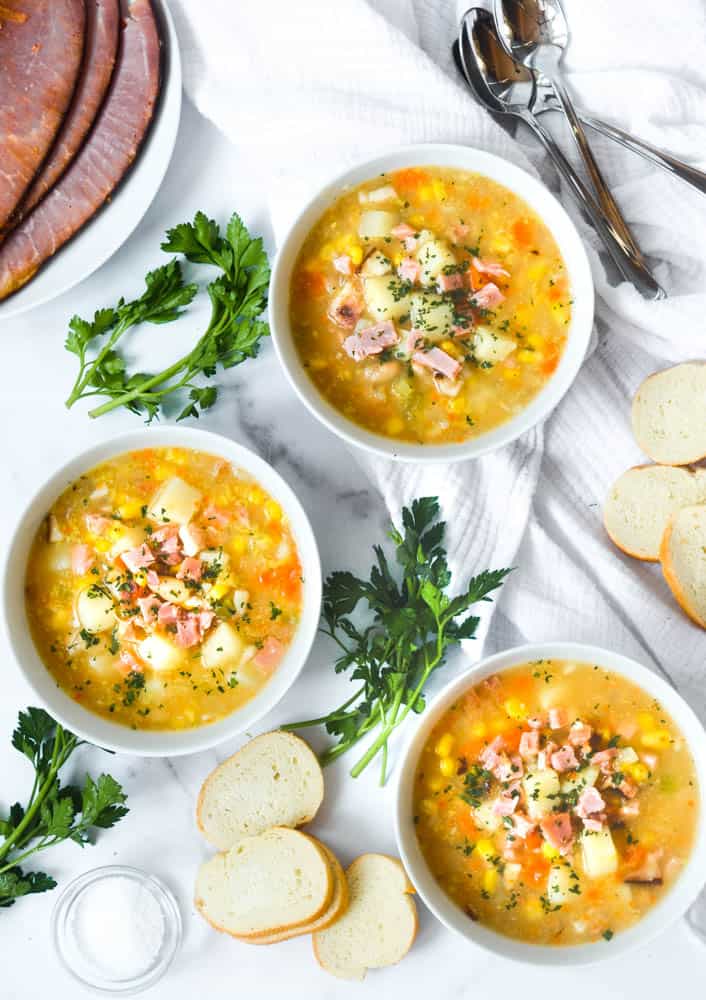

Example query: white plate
[0,0,182,320]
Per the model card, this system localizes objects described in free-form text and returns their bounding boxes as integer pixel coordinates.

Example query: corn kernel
[118,500,143,520]
[432,179,447,201]
[435,733,454,757]
[420,798,437,816]
[626,762,650,783]
[93,538,110,553]
[470,721,487,739]
[231,535,248,556]
[503,697,527,721]
[153,464,174,481]
[348,244,363,266]
[418,184,434,201]
[503,367,521,382]
[524,898,543,920]
[447,397,465,414]
[427,776,445,793]
[264,500,282,522]
[527,262,546,282]
[209,582,231,601]
[517,349,541,365]
[641,729,672,750]
[320,241,335,259]
[439,756,456,778]
[513,304,532,326]
[409,213,424,228]
[637,712,655,731]
[476,839,495,862]
[386,417,405,435]
[526,333,546,350]
[542,842,560,860]
[248,487,264,505]
[491,717,511,736]
[483,868,498,894]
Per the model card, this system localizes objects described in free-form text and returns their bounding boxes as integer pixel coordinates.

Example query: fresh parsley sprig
[64,211,270,422]
[0,708,129,909]
[284,497,510,784]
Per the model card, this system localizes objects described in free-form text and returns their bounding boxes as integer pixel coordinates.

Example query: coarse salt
[71,875,165,980]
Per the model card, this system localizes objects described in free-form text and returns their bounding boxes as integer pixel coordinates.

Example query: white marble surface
[2,96,706,1000]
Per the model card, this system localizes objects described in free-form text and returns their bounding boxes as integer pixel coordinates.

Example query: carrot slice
[392,167,430,192]
[512,218,534,247]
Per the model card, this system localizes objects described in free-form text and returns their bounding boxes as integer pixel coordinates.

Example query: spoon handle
[524,111,665,299]
[577,113,706,196]
[549,75,645,259]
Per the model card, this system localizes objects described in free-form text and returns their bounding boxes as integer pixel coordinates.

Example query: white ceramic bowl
[2,427,321,757]
[395,641,706,965]
[271,144,594,463]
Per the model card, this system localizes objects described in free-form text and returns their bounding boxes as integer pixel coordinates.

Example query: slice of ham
[582,816,605,833]
[437,272,464,293]
[472,257,510,279]
[550,745,579,773]
[519,730,540,759]
[576,786,605,819]
[175,616,201,648]
[0,0,85,235]
[398,257,420,283]
[412,347,461,381]
[177,557,202,581]
[540,812,574,855]
[391,223,415,240]
[0,0,161,300]
[591,748,619,773]
[333,254,355,276]
[19,0,121,218]
[71,544,95,575]
[511,812,536,839]
[137,595,162,625]
[404,329,425,355]
[328,279,364,329]
[568,720,592,746]
[254,636,284,675]
[493,794,519,817]
[478,736,505,773]
[449,222,470,243]
[121,543,155,573]
[527,715,545,730]
[470,283,505,310]
[146,569,161,591]
[343,320,398,361]
[86,514,112,535]
[157,602,180,626]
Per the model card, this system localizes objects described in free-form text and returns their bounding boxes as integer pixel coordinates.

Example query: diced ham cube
[404,328,425,355]
[152,524,179,545]
[511,812,536,839]
[157,603,180,626]
[137,596,162,625]
[328,279,364,329]
[177,557,202,582]
[568,720,593,746]
[527,715,545,730]
[179,523,205,557]
[539,812,574,854]
[591,748,618,773]
[551,745,579,773]
[479,736,505,773]
[470,282,504,310]
[71,544,94,575]
[333,254,355,275]
[175,616,201,648]
[391,223,415,240]
[616,720,638,740]
[537,741,557,772]
[493,794,519,817]
[198,610,215,634]
[437,271,464,293]
[412,347,461,380]
[548,707,569,730]
[121,544,155,574]
[343,320,399,362]
[519,730,540,759]
[398,257,421,283]
[146,570,161,591]
[472,257,510,279]
[254,636,284,675]
[576,786,605,819]
[582,816,605,833]
[86,514,112,535]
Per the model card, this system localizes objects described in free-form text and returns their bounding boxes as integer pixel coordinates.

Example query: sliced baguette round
[195,827,333,939]
[605,465,706,561]
[313,854,417,981]
[660,503,706,629]
[247,842,349,945]
[197,730,324,850]
[631,362,706,465]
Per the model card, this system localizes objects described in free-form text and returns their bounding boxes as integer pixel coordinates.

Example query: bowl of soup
[395,642,706,964]
[271,145,594,462]
[3,427,321,756]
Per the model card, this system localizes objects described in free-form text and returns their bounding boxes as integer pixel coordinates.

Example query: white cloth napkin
[169,0,706,726]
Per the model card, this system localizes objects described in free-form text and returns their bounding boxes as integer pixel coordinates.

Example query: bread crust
[660,508,706,629]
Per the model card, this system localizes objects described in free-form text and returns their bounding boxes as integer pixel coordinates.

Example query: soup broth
[290,166,571,445]
[413,660,698,945]
[25,448,303,731]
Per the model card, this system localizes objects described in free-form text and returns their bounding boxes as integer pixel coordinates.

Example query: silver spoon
[493,0,661,298]
[455,10,666,297]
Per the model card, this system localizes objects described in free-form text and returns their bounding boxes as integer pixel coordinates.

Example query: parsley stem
[281,686,365,732]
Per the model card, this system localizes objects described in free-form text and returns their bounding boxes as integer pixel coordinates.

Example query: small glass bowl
[52,865,182,995]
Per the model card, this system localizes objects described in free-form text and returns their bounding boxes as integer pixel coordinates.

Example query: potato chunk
[363,276,411,322]
[523,769,560,820]
[473,326,517,364]
[358,210,398,240]
[76,587,116,633]
[138,634,183,673]
[148,476,202,525]
[416,238,456,285]
[201,622,245,670]
[409,293,454,337]
[580,828,618,879]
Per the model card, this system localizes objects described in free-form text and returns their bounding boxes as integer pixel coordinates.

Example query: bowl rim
[394,640,706,966]
[2,426,322,757]
[270,143,595,464]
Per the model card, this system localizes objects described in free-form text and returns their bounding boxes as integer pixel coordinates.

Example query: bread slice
[197,731,324,850]
[660,504,706,628]
[632,362,706,465]
[247,842,349,944]
[313,854,417,981]
[605,465,706,561]
[195,827,333,938]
